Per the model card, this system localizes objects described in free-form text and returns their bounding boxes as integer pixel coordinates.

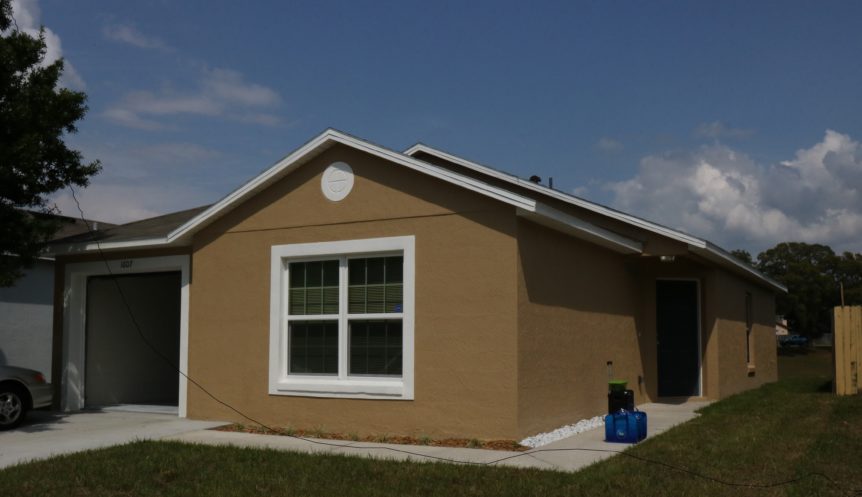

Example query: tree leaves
[0,0,100,286]
[754,242,862,337]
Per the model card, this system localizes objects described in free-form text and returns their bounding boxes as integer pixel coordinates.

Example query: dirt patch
[213,424,528,451]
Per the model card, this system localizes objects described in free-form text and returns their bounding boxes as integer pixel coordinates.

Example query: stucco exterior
[188,145,521,439]
[50,131,781,441]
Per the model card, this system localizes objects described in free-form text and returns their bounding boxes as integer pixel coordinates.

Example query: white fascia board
[46,237,177,255]
[168,130,536,243]
[405,143,705,247]
[689,243,788,293]
[518,203,643,255]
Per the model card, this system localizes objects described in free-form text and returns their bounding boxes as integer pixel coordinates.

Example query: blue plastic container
[604,410,647,443]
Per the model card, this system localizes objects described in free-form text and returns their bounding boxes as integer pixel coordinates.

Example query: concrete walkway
[167,400,711,472]
[0,410,226,469]
[0,401,708,472]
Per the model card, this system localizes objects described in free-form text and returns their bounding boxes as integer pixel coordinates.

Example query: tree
[730,249,754,266]
[0,0,100,286]
[756,242,844,337]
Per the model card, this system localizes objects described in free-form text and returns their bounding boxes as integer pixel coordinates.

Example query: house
[0,213,110,378]
[48,129,785,440]
[775,316,789,337]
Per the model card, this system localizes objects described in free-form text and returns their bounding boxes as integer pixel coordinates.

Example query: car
[778,334,809,347]
[0,366,52,429]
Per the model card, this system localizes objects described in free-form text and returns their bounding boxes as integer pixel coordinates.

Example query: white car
[0,366,53,429]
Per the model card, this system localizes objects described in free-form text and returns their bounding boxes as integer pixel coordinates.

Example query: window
[269,236,414,399]
[745,292,754,366]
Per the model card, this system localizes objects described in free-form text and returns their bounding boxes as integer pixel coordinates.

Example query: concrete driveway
[0,409,226,469]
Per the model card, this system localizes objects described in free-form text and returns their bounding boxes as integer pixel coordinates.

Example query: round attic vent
[321,162,354,201]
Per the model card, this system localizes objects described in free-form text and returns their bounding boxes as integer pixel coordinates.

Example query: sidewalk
[166,400,710,472]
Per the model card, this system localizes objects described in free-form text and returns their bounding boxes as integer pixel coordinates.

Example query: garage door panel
[85,272,180,407]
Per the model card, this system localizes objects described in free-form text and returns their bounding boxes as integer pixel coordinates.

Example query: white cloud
[10,0,85,89]
[606,130,862,253]
[595,137,624,153]
[49,140,227,224]
[52,183,213,225]
[694,121,755,140]
[103,24,170,50]
[104,67,282,128]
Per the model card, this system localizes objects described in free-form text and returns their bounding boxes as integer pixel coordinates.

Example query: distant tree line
[731,242,862,337]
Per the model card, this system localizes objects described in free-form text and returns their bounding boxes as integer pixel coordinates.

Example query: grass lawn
[1,350,859,497]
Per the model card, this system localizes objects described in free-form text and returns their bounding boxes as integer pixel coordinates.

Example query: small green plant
[419,435,432,446]
[283,426,296,436]
[467,438,482,449]
[374,433,390,443]
[348,432,360,441]
[312,426,325,438]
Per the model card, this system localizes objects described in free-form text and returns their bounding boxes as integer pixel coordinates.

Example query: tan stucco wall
[516,220,645,437]
[514,233,779,438]
[187,144,522,439]
[712,270,778,397]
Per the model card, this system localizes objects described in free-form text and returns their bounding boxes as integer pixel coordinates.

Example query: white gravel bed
[519,415,605,448]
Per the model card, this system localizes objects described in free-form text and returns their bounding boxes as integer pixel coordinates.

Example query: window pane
[289,321,338,375]
[349,320,403,376]
[323,260,339,286]
[288,260,338,315]
[306,261,322,286]
[348,256,403,315]
[348,259,365,285]
[289,263,305,288]
[367,257,385,284]
[348,286,366,314]
[386,256,403,283]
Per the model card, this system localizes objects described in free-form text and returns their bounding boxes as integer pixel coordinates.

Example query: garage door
[84,272,181,407]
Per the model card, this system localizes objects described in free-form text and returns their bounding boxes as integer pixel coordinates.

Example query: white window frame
[269,236,415,399]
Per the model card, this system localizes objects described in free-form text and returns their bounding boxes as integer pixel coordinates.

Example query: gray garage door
[84,272,180,407]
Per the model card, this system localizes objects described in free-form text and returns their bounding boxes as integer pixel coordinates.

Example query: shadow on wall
[0,348,6,365]
[518,223,718,402]
[517,220,652,401]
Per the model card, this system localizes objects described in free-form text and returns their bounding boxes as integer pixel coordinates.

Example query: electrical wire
[66,186,861,496]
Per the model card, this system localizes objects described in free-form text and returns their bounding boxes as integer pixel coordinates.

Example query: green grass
[1,350,859,496]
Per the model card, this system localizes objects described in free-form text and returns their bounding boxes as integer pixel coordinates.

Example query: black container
[608,389,634,414]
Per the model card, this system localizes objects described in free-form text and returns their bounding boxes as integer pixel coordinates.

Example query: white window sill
[269,377,410,400]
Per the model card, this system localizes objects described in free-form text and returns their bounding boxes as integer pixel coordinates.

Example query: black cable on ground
[66,186,861,496]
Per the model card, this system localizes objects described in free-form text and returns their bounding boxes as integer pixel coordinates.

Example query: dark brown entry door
[656,280,700,397]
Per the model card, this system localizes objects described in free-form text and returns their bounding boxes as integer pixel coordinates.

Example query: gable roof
[48,129,783,292]
[404,143,786,293]
[50,129,642,256]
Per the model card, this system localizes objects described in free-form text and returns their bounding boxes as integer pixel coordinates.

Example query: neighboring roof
[404,143,787,293]
[20,210,115,241]
[49,206,209,252]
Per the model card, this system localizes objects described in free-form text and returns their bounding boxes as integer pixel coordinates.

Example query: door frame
[62,255,190,416]
[655,277,703,397]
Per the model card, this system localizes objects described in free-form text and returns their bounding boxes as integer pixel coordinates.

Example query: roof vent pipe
[549,177,554,189]
[529,175,542,184]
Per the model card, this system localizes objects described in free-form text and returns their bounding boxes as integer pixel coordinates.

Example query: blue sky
[14,0,862,253]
